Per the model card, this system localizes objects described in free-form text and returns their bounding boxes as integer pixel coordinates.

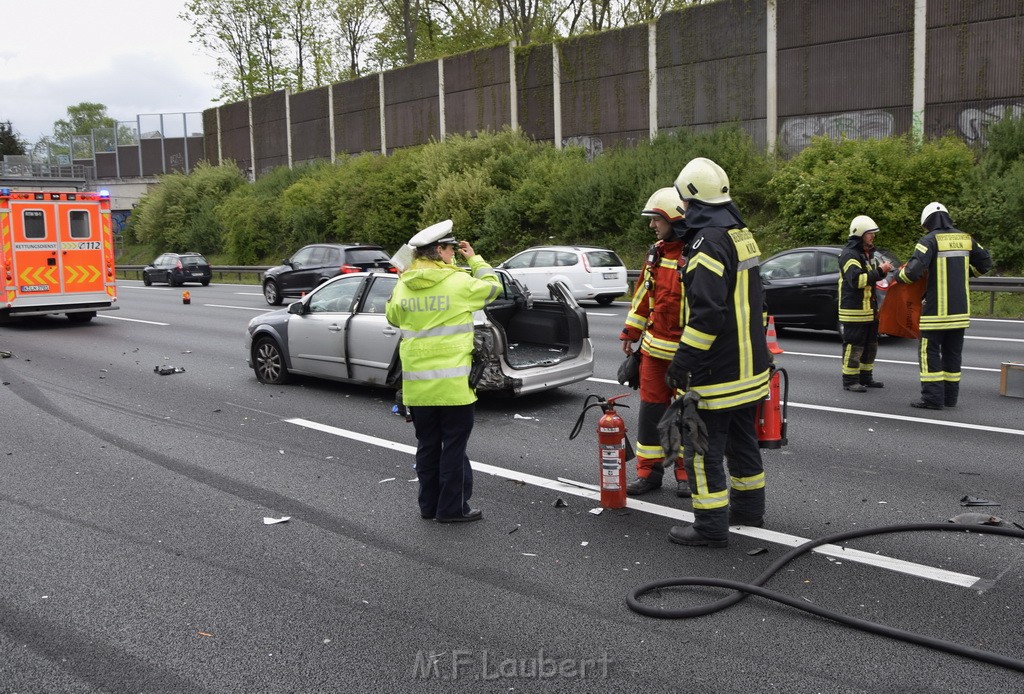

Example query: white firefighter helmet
[674,157,731,205]
[640,187,684,222]
[849,215,879,238]
[920,202,948,226]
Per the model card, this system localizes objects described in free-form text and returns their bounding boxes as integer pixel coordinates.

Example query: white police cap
[408,219,456,248]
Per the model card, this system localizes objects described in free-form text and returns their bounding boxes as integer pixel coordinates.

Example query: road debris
[263,516,291,525]
[960,495,1000,507]
[154,365,185,375]
[948,512,1004,526]
[553,497,568,507]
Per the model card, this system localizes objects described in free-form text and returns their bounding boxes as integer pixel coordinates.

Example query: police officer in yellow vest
[386,220,501,522]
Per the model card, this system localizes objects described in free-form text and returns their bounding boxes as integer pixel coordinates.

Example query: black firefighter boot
[626,471,663,496]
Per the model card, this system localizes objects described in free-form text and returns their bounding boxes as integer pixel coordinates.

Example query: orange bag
[878,275,926,339]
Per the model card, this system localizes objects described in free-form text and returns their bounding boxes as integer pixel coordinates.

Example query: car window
[821,253,840,274]
[322,247,342,265]
[308,246,328,265]
[68,210,91,239]
[291,247,316,265]
[181,255,208,268]
[308,277,361,313]
[533,250,557,268]
[347,248,390,264]
[359,275,397,313]
[555,251,578,267]
[584,250,621,268]
[503,251,535,270]
[761,252,816,279]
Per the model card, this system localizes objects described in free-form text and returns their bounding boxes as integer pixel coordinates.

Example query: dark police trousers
[410,404,475,519]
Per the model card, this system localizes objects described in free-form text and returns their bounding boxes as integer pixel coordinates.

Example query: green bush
[762,135,974,261]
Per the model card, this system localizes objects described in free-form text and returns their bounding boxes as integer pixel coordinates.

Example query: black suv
[262,244,395,305]
[143,252,212,286]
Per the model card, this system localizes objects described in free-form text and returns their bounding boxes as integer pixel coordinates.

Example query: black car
[262,243,396,305]
[759,245,900,334]
[142,252,212,286]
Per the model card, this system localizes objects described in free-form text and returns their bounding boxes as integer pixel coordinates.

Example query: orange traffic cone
[766,315,783,355]
[182,291,191,305]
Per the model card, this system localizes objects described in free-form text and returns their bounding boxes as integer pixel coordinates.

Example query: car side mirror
[287,301,305,315]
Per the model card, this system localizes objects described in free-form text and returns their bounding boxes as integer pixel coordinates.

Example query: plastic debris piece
[960,495,1000,507]
[589,507,604,516]
[747,547,768,556]
[197,632,213,637]
[154,365,185,375]
[379,477,396,483]
[553,497,568,508]
[521,553,537,557]
[0,351,11,358]
[263,516,291,525]
[513,414,536,420]
[948,512,1004,526]
[508,526,520,534]
[580,541,589,547]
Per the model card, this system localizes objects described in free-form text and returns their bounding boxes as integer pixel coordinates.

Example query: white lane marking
[96,315,170,326]
[965,335,1024,343]
[236,292,264,296]
[286,417,984,590]
[119,286,173,291]
[782,351,1001,373]
[588,375,1023,436]
[586,312,618,317]
[973,318,1024,324]
[788,402,1024,436]
[203,304,272,312]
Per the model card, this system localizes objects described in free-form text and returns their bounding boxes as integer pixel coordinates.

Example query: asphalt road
[1,282,1023,693]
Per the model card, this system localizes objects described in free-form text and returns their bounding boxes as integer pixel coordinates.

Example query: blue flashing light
[0,188,10,197]
[98,189,110,198]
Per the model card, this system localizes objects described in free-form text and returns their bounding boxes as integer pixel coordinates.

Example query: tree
[51,103,118,158]
[0,121,26,157]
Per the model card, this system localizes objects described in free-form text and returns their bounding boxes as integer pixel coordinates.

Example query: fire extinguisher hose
[626,522,1024,673]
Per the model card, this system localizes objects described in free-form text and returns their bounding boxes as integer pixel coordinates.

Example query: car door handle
[382,327,397,336]
[328,324,342,332]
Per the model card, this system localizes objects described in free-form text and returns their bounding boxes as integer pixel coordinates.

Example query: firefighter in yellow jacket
[839,215,893,392]
[386,220,501,523]
[620,187,691,498]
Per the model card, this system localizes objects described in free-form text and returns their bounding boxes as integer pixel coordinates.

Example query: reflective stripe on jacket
[897,229,992,331]
[386,255,500,406]
[621,240,685,361]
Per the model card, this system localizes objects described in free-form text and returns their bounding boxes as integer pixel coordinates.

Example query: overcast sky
[0,0,220,145]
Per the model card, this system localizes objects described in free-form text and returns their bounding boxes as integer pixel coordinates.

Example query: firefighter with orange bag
[619,187,691,498]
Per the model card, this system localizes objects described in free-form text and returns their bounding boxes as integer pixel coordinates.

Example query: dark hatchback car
[143,252,212,286]
[262,243,395,305]
[759,245,900,334]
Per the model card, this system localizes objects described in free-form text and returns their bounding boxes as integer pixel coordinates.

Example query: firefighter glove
[617,351,641,390]
[664,360,690,391]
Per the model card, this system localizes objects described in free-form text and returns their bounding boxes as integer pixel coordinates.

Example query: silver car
[244,269,594,396]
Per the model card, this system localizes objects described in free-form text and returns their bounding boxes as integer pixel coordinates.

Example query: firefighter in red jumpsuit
[619,187,691,498]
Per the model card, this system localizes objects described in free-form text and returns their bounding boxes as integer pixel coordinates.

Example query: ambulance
[0,188,118,322]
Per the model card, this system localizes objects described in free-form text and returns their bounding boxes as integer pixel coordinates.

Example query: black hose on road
[626,522,1024,673]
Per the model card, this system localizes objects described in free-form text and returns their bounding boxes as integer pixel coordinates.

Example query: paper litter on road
[263,516,291,525]
[589,507,604,515]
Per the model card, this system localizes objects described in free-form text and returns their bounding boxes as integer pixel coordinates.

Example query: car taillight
[388,266,399,273]
[339,265,361,274]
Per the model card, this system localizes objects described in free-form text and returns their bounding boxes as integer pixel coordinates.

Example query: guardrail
[118,265,270,282]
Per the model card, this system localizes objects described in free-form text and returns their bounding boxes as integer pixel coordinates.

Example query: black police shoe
[910,400,943,410]
[437,509,483,523]
[626,476,663,496]
[668,525,728,548]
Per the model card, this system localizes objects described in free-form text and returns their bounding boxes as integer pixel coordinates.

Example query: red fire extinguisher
[569,394,634,509]
[755,366,788,449]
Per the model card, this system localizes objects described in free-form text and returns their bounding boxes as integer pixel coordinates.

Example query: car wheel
[253,336,290,384]
[263,279,282,305]
[595,295,615,306]
[201,279,210,286]
[142,273,152,286]
[67,312,95,323]
[167,273,179,287]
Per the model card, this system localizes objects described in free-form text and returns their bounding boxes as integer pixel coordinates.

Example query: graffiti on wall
[562,135,604,161]
[778,110,895,155]
[958,103,1024,146]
